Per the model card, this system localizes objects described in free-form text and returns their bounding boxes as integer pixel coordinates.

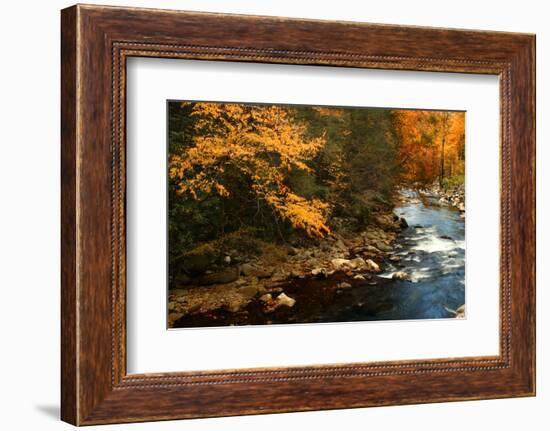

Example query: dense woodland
[168,102,465,284]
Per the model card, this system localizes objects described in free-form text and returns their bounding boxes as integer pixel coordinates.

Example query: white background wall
[0,0,546,429]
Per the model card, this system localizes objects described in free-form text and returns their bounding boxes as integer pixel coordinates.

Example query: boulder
[399,217,408,228]
[392,271,410,281]
[311,267,328,278]
[365,231,380,241]
[329,257,364,271]
[375,214,400,231]
[275,293,296,308]
[238,285,259,299]
[331,258,352,270]
[183,253,213,275]
[455,304,466,318]
[375,242,392,252]
[365,259,380,272]
[168,313,184,325]
[259,293,272,303]
[349,257,367,270]
[364,245,382,254]
[240,263,274,278]
[240,263,255,276]
[290,270,302,278]
[198,266,239,285]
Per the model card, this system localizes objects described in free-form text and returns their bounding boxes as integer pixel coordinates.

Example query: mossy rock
[183,253,214,275]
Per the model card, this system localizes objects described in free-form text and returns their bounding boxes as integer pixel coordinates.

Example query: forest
[168,101,466,328]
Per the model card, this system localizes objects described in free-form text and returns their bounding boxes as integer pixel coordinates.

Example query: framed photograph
[61,4,535,425]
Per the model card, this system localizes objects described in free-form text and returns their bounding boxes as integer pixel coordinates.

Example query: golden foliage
[170,102,331,237]
[395,110,465,183]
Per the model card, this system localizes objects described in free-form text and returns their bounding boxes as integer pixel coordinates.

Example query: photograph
[167,101,466,328]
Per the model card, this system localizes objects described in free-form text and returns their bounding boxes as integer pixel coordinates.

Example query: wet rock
[353,274,366,280]
[444,304,465,318]
[392,271,410,281]
[363,245,382,255]
[168,312,184,325]
[199,266,240,285]
[240,263,273,279]
[365,259,380,272]
[331,258,348,270]
[375,242,392,252]
[275,293,296,308]
[376,214,401,231]
[270,271,289,282]
[290,270,302,278]
[365,231,379,241]
[331,256,368,271]
[248,283,267,297]
[388,255,401,262]
[350,257,366,267]
[240,263,255,276]
[183,253,213,275]
[399,217,408,228]
[256,267,275,279]
[338,282,352,289]
[223,255,231,264]
[259,293,272,303]
[439,235,453,240]
[311,267,328,278]
[226,300,243,313]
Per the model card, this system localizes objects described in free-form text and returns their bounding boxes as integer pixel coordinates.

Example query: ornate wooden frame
[61,4,536,425]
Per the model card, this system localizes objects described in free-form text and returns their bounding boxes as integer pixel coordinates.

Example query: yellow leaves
[170,102,332,238]
[265,192,331,238]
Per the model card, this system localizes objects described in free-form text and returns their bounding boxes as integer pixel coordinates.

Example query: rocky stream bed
[169,186,466,328]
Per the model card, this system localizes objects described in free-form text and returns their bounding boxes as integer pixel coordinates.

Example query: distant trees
[393,110,465,186]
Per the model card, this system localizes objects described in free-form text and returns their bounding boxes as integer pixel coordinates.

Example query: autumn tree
[394,110,465,186]
[169,102,331,240]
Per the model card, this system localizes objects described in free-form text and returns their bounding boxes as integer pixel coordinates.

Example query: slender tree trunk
[440,133,445,186]
[439,112,450,186]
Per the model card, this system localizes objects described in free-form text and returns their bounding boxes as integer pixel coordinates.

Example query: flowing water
[366,189,466,320]
[292,188,466,323]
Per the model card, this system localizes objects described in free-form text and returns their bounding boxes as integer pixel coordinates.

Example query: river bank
[169,210,407,327]
[169,186,466,328]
